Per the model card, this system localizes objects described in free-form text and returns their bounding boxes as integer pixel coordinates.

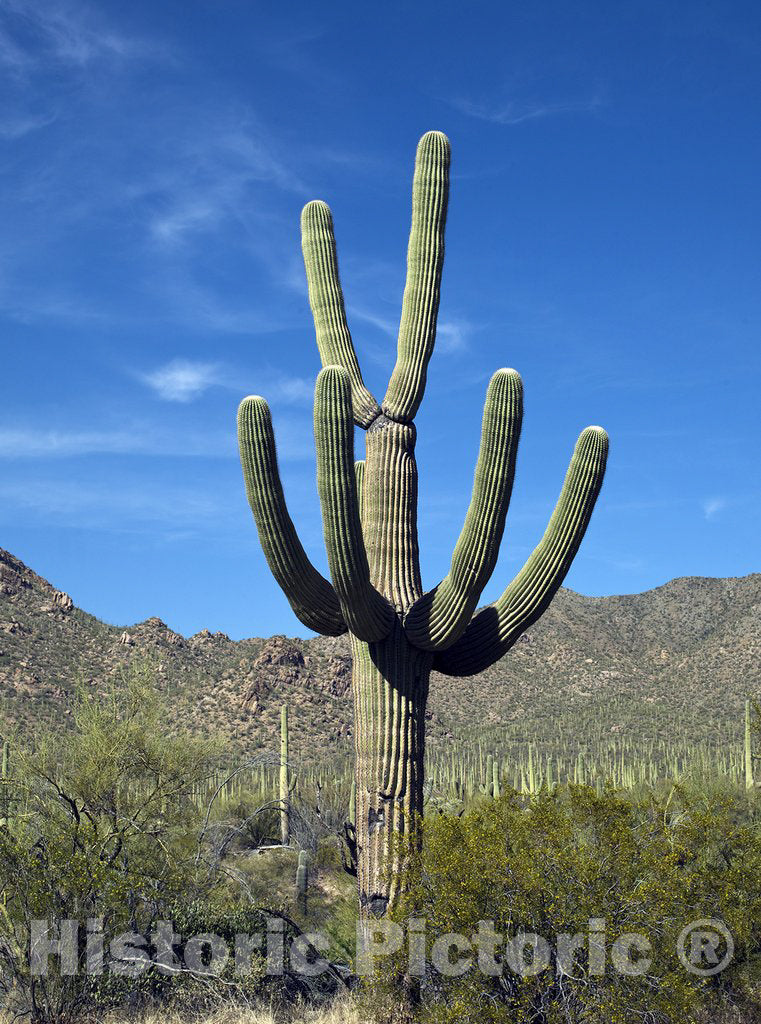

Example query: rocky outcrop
[53,590,74,613]
[254,636,305,669]
[0,561,30,598]
[321,655,352,698]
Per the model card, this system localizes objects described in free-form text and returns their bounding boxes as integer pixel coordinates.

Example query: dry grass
[101,999,362,1024]
[4,998,761,1023]
[0,1002,363,1024]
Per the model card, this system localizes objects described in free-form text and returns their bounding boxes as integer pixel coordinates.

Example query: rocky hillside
[1,547,759,764]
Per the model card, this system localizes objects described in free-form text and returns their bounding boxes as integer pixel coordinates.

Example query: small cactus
[296,849,309,914]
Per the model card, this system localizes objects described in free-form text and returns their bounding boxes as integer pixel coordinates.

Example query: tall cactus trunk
[349,404,431,915]
[237,130,608,918]
[351,627,432,915]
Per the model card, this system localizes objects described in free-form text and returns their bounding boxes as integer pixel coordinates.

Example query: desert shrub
[314,836,344,874]
[203,791,282,859]
[0,665,333,1022]
[370,783,761,1023]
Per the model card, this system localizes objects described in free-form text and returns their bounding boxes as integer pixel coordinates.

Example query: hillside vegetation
[1,547,759,774]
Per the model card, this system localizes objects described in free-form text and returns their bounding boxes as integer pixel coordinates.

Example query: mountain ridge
[1,547,759,766]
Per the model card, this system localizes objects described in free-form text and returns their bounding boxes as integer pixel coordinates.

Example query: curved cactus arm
[382,131,451,424]
[315,367,395,642]
[301,201,381,429]
[237,397,347,636]
[433,426,608,676]
[404,369,523,650]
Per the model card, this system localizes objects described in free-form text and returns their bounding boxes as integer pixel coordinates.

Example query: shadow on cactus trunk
[237,130,608,919]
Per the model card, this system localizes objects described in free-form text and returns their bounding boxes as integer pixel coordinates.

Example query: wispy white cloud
[348,304,397,336]
[0,405,316,462]
[348,305,472,355]
[143,117,307,252]
[0,426,236,459]
[0,477,226,530]
[0,110,56,137]
[138,358,315,406]
[0,7,337,338]
[0,0,163,71]
[150,201,219,246]
[702,496,728,520]
[0,275,112,324]
[269,376,313,404]
[141,359,223,402]
[450,94,603,126]
[437,317,475,354]
[0,21,28,70]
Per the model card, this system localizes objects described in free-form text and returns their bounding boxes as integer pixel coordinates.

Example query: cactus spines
[280,704,290,846]
[237,130,608,915]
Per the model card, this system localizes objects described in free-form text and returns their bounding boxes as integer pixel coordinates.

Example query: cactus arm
[382,131,450,424]
[433,426,609,676]
[354,460,365,522]
[315,366,394,642]
[404,369,523,649]
[237,396,347,637]
[301,201,381,429]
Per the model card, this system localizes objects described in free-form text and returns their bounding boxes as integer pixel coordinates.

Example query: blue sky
[1,0,759,639]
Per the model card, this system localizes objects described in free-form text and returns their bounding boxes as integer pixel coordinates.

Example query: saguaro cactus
[746,699,755,791]
[237,131,608,915]
[280,704,290,846]
[296,849,309,914]
[0,739,9,827]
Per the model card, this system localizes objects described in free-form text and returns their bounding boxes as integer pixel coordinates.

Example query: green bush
[376,784,761,1023]
[0,665,269,1021]
[0,665,354,1023]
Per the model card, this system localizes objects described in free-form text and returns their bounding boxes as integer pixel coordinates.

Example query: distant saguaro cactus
[296,849,309,914]
[0,739,9,827]
[280,704,290,846]
[746,699,755,790]
[238,131,608,916]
